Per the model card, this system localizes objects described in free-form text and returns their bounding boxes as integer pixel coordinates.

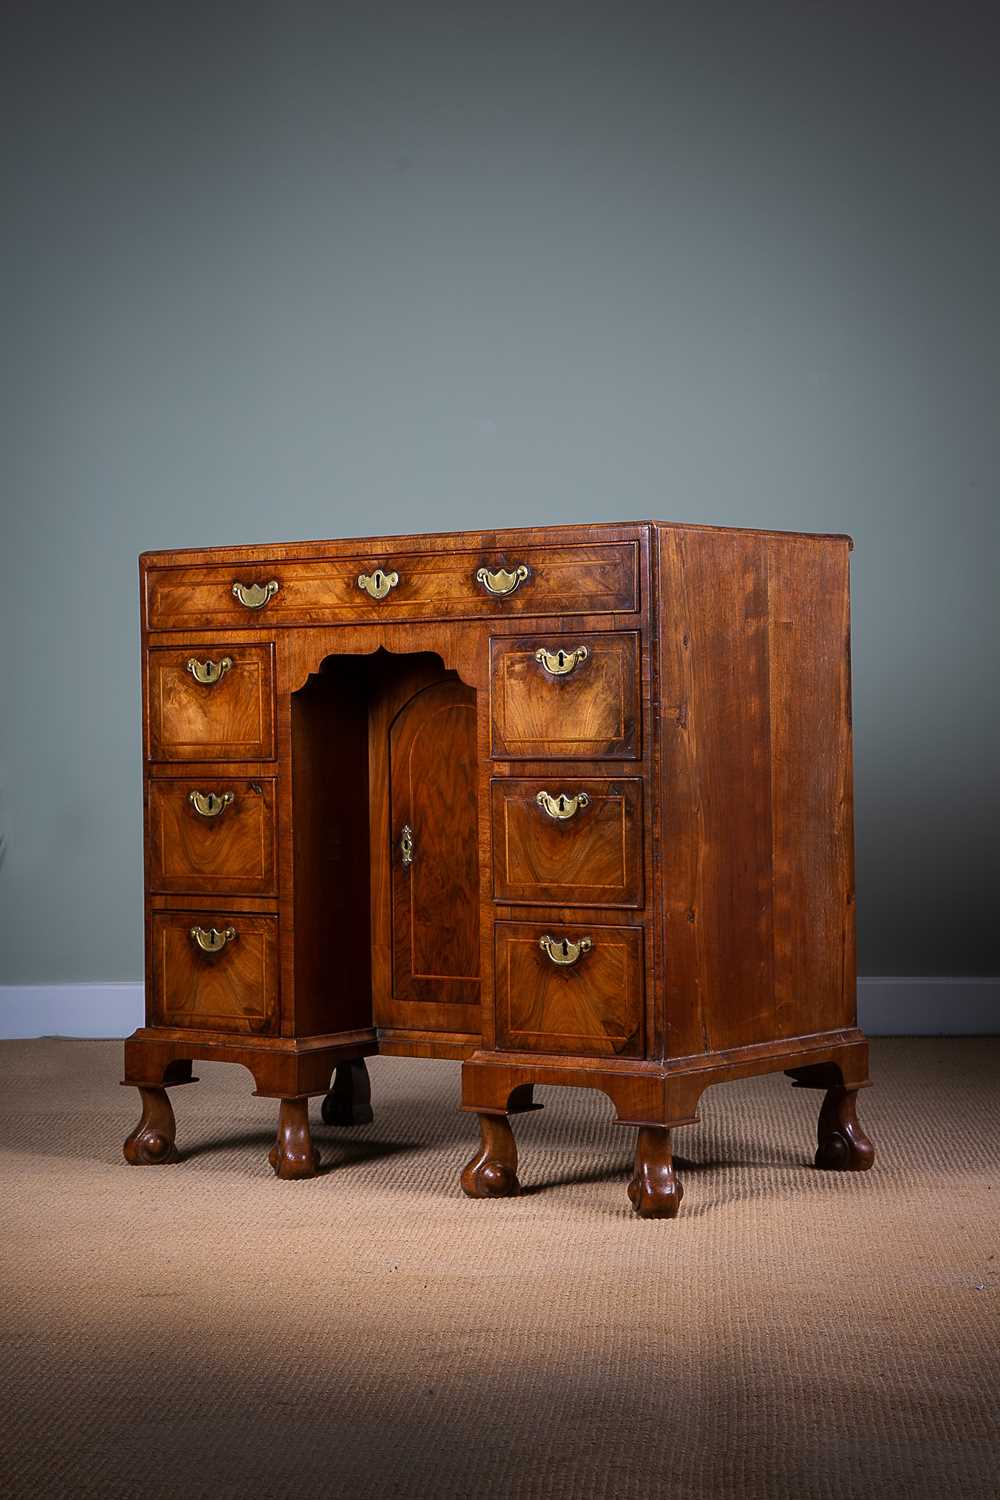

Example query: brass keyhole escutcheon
[358,569,400,601]
[539,934,593,967]
[400,824,415,868]
[534,645,589,677]
[536,790,590,821]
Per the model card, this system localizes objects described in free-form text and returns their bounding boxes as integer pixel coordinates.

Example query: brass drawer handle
[400,823,414,867]
[534,645,589,676]
[187,790,234,819]
[476,563,529,597]
[539,934,592,966]
[189,925,237,954]
[357,568,400,601]
[232,579,279,610]
[185,656,233,685]
[536,790,590,821]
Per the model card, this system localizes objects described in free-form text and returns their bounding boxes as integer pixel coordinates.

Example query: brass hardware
[534,645,589,676]
[357,568,400,601]
[185,656,233,685]
[476,563,529,597]
[536,790,591,821]
[232,579,279,610]
[189,925,237,954]
[187,790,234,819]
[400,823,414,868]
[539,934,593,966]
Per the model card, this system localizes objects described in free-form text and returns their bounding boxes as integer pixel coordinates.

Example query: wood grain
[150,910,279,1036]
[389,678,480,1006]
[490,777,643,908]
[146,777,276,895]
[146,644,275,761]
[494,919,644,1058]
[654,524,856,1060]
[490,632,641,760]
[146,542,638,630]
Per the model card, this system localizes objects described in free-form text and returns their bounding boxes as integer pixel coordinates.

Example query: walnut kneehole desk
[123,520,875,1217]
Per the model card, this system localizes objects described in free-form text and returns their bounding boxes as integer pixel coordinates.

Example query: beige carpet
[1,1038,997,1499]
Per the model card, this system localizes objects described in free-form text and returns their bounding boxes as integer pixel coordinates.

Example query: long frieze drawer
[146,645,275,762]
[494,920,644,1058]
[490,633,640,760]
[147,778,277,896]
[150,911,279,1035]
[491,778,643,908]
[144,542,638,629]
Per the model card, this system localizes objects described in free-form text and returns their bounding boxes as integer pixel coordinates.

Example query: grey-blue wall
[2,1,997,985]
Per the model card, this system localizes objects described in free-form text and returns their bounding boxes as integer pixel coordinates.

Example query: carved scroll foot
[460,1113,521,1198]
[321,1058,374,1127]
[123,1087,179,1166]
[815,1086,876,1172]
[628,1127,683,1219]
[268,1097,321,1180]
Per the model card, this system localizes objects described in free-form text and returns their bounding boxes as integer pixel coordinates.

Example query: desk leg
[460,1113,521,1198]
[815,1086,875,1172]
[321,1058,374,1127]
[123,1086,179,1166]
[628,1127,683,1218]
[268,1097,321,1180]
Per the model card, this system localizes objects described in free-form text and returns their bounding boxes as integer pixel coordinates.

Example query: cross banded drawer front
[490,633,641,760]
[150,911,279,1035]
[491,778,643,907]
[495,920,644,1058]
[146,645,275,761]
[146,778,277,895]
[144,543,638,630]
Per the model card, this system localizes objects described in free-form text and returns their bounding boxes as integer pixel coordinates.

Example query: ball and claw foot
[123,1086,179,1166]
[268,1097,321,1180]
[628,1127,684,1219]
[815,1086,875,1172]
[321,1058,374,1127]
[460,1114,521,1198]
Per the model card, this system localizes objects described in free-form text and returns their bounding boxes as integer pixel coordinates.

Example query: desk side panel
[655,525,856,1058]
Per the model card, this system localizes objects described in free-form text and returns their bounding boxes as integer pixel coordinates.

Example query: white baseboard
[0,978,996,1040]
[0,983,145,1040]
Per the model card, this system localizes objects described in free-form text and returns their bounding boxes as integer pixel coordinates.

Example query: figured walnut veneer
[124,520,875,1215]
[147,777,277,895]
[490,777,643,908]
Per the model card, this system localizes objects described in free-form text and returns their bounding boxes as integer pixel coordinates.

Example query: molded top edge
[139,518,852,568]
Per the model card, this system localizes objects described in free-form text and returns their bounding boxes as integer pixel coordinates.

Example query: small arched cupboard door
[379,676,480,1034]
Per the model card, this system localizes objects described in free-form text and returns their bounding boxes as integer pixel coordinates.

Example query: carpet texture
[1,1037,997,1499]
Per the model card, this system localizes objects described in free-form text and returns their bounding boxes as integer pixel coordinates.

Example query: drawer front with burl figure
[490,633,641,760]
[146,645,275,762]
[491,777,643,908]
